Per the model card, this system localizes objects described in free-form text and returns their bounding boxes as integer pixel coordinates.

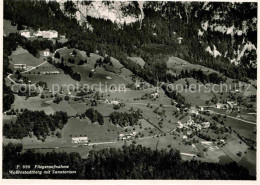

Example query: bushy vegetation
[54,61,81,81]
[109,111,140,127]
[3,143,254,179]
[3,109,68,140]
[3,81,15,112]
[167,69,226,84]
[85,108,104,125]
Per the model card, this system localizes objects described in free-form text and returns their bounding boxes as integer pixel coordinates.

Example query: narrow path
[211,111,256,125]
[21,61,47,74]
[7,73,16,84]
[129,102,172,107]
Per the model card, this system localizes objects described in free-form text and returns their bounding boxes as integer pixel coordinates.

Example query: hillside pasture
[127,57,146,68]
[172,78,215,106]
[221,135,249,162]
[10,50,45,67]
[167,57,219,76]
[11,95,55,115]
[72,65,131,88]
[24,73,78,94]
[56,47,85,65]
[50,101,77,117]
[4,19,18,36]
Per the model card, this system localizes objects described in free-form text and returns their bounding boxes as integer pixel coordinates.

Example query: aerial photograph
[2,0,257,181]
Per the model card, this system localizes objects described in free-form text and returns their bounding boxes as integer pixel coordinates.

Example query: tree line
[85,108,104,125]
[109,111,140,127]
[3,143,254,179]
[3,109,68,141]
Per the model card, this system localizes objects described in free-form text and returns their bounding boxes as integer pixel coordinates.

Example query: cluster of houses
[20,29,59,39]
[118,132,138,141]
[216,101,238,109]
[177,118,210,134]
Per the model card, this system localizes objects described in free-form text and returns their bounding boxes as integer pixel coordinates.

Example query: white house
[216,103,224,109]
[151,92,159,98]
[201,122,210,129]
[111,100,120,105]
[220,139,226,144]
[177,121,184,129]
[72,137,88,143]
[177,37,183,44]
[20,30,31,38]
[188,107,199,115]
[43,49,50,57]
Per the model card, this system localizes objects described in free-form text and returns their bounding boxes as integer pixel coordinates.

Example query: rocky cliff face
[53,1,257,68]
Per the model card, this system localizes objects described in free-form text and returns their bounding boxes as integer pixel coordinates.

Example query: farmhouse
[151,92,159,98]
[111,100,120,105]
[118,134,125,140]
[198,106,204,111]
[177,121,184,129]
[119,132,137,141]
[201,122,210,129]
[177,37,183,44]
[43,49,50,57]
[188,106,199,115]
[216,103,224,109]
[71,137,88,144]
[20,30,31,38]
[219,139,226,144]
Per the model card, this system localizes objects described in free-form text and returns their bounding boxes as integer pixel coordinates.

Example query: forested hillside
[3,143,254,179]
[4,0,257,81]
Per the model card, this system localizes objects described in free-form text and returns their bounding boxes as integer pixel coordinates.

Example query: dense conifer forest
[3,143,254,179]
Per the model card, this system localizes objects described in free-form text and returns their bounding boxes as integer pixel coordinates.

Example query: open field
[224,117,256,141]
[23,74,77,93]
[172,78,215,106]
[127,57,146,68]
[221,134,249,162]
[167,57,220,76]
[10,49,45,66]
[238,150,256,176]
[3,19,17,36]
[11,95,55,115]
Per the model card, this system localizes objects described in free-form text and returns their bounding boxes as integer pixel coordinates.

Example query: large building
[42,30,58,39]
[13,64,27,69]
[71,137,88,144]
